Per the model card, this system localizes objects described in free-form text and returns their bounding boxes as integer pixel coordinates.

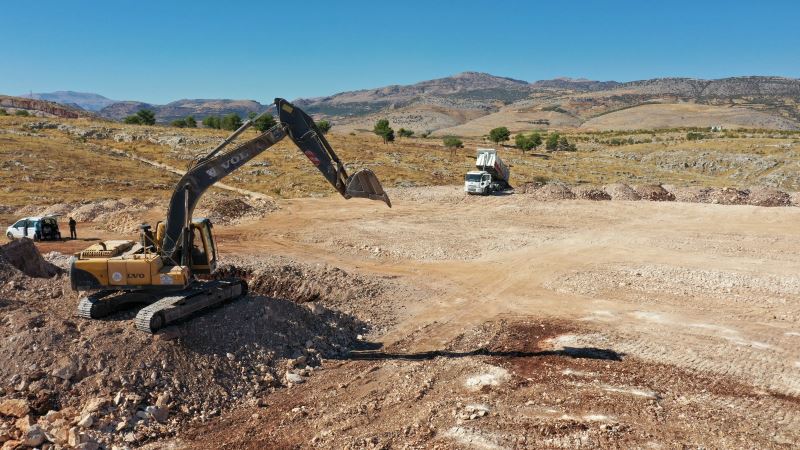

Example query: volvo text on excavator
[69,98,391,333]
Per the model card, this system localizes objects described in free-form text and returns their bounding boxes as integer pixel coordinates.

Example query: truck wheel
[6,232,13,240]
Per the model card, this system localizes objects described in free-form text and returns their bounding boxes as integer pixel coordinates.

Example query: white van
[5,216,62,241]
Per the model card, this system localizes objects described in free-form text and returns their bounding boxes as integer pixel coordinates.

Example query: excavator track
[134,279,247,333]
[77,290,154,319]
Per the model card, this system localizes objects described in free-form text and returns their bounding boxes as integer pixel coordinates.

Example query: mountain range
[12,72,800,133]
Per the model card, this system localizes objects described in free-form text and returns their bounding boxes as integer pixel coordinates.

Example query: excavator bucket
[276,98,391,207]
[346,169,392,207]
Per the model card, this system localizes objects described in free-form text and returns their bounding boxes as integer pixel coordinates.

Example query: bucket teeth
[346,169,392,207]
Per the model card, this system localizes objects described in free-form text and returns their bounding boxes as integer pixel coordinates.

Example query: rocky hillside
[22,91,117,111]
[294,72,534,117]
[0,96,92,119]
[99,99,270,122]
[325,74,800,135]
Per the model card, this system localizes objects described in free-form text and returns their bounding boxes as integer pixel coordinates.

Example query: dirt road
[178,187,800,448]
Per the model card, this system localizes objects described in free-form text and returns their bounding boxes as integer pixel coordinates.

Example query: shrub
[135,109,156,125]
[398,128,414,138]
[687,131,706,140]
[202,116,220,129]
[185,116,197,128]
[253,114,276,132]
[0,109,7,116]
[124,115,142,124]
[316,119,331,134]
[443,136,463,149]
[171,118,187,128]
[14,110,30,117]
[220,113,242,131]
[545,133,560,151]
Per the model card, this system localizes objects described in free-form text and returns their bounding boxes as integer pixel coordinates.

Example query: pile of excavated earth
[516,181,799,206]
[10,194,278,236]
[0,239,402,450]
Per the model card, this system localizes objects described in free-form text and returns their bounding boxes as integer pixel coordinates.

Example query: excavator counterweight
[70,98,390,333]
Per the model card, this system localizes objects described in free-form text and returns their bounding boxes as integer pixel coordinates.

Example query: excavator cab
[189,218,217,274]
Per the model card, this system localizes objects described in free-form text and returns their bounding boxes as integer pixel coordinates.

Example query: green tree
[14,110,30,117]
[202,116,220,129]
[515,134,535,153]
[136,109,156,125]
[398,128,414,138]
[443,136,463,149]
[373,119,394,144]
[248,111,257,120]
[545,132,560,151]
[171,118,187,128]
[488,127,510,145]
[253,114,276,132]
[530,132,542,150]
[0,109,7,116]
[185,116,197,128]
[316,119,332,134]
[124,115,142,124]
[221,113,243,131]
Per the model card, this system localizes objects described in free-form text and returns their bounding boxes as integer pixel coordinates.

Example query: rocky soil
[0,240,409,450]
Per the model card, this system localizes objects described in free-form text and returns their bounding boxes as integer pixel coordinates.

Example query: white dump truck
[464,148,511,195]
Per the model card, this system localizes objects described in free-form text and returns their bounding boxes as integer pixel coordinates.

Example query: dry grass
[0,117,179,208]
[1,115,799,212]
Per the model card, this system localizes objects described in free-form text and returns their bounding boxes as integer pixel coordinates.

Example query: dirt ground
[3,187,800,449]
[206,187,800,449]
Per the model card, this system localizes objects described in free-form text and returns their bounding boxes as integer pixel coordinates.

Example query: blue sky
[1,0,798,104]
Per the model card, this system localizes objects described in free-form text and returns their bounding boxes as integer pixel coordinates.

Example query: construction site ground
[2,186,800,449]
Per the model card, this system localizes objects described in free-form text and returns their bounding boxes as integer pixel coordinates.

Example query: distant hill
[316,73,800,135]
[22,91,117,112]
[15,73,800,132]
[0,95,92,119]
[99,99,270,123]
[294,72,533,117]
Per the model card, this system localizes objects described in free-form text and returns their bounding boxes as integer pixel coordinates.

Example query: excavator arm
[160,98,391,261]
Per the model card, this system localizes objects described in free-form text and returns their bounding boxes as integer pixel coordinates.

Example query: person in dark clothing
[23,221,29,239]
[68,217,77,240]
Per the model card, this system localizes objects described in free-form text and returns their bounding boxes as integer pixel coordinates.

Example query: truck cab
[465,170,494,195]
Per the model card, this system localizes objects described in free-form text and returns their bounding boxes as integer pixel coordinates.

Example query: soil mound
[195,194,278,225]
[669,186,715,203]
[0,238,62,279]
[516,182,546,194]
[531,183,575,201]
[791,192,800,207]
[747,187,791,207]
[707,187,749,205]
[632,184,675,201]
[573,185,611,201]
[603,183,641,200]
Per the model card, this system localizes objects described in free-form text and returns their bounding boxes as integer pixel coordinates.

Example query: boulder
[0,399,30,418]
[21,425,45,448]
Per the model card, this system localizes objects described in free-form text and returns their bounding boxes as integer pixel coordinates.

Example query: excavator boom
[161,98,391,261]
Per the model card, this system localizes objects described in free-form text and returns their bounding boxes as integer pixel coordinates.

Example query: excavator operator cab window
[189,220,217,274]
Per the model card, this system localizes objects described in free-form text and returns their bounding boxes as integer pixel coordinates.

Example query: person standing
[23,220,29,239]
[68,217,77,240]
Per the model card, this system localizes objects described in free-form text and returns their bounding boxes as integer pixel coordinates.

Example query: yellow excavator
[70,98,391,333]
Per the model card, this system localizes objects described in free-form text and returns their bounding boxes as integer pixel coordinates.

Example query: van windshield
[465,173,483,182]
